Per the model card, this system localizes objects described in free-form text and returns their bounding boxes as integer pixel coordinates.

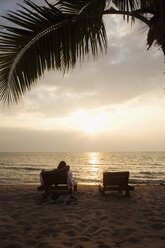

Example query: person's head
[57,161,66,169]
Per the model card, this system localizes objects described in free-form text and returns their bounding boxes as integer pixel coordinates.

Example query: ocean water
[0,152,165,185]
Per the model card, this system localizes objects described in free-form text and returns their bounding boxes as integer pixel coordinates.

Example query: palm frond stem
[103,8,151,26]
[7,17,73,91]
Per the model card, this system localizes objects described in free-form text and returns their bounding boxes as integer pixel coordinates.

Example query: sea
[0,152,165,185]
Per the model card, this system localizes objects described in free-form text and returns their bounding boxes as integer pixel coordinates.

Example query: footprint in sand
[87,224,98,233]
[36,241,54,248]
[112,227,136,239]
[62,241,74,246]
[99,215,108,221]
[97,244,111,248]
[122,227,136,234]
[76,236,91,242]
[39,227,57,236]
[94,228,110,236]
[64,229,77,236]
[151,223,165,230]
[0,230,9,239]
[126,236,140,244]
[5,243,23,248]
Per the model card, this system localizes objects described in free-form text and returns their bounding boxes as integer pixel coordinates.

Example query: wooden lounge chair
[99,171,134,196]
[37,166,77,197]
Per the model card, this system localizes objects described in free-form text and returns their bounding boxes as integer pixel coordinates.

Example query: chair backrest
[103,171,129,186]
[41,166,69,186]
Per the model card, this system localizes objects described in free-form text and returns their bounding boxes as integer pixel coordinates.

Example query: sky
[0,0,165,152]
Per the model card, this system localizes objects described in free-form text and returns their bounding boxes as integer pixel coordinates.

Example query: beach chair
[99,171,134,196]
[37,166,77,197]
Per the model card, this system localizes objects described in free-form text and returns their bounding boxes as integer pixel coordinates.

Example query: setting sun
[83,115,103,133]
[71,109,104,133]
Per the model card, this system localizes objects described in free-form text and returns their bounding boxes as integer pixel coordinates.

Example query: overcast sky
[0,0,165,152]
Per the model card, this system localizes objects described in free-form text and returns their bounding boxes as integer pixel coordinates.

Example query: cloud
[24,15,163,117]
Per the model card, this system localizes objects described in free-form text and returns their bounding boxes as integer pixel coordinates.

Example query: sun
[71,109,105,133]
[83,115,103,133]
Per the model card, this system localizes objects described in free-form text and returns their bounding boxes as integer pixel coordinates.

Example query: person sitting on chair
[57,161,77,191]
[39,161,66,186]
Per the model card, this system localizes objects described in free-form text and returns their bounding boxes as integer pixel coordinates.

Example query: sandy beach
[0,184,165,248]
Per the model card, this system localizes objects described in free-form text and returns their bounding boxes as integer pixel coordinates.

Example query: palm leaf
[0,0,107,104]
[112,0,140,10]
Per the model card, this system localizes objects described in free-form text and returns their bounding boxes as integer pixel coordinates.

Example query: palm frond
[0,0,107,104]
[112,0,140,22]
[112,0,139,11]
[57,0,108,14]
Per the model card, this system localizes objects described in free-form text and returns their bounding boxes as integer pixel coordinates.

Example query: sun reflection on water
[88,152,98,165]
[86,152,102,184]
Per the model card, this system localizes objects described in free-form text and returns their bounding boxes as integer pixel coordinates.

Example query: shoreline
[0,182,164,186]
[0,184,165,248]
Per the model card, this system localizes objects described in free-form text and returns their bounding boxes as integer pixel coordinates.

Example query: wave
[140,171,153,175]
[148,163,160,166]
[129,179,165,185]
[74,177,101,183]
[0,166,41,171]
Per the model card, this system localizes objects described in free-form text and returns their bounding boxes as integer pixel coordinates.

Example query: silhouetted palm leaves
[0,0,164,104]
[0,0,107,104]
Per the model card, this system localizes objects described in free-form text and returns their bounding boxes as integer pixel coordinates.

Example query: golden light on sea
[87,152,102,183]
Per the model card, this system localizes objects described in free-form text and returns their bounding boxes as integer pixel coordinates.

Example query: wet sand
[0,184,165,248]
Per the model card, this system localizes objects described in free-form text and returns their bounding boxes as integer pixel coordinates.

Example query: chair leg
[45,189,50,198]
[101,190,105,195]
[42,193,47,199]
[74,183,77,192]
[68,188,72,194]
[125,190,129,196]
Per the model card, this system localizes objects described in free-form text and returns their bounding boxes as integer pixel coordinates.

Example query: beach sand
[0,184,165,248]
